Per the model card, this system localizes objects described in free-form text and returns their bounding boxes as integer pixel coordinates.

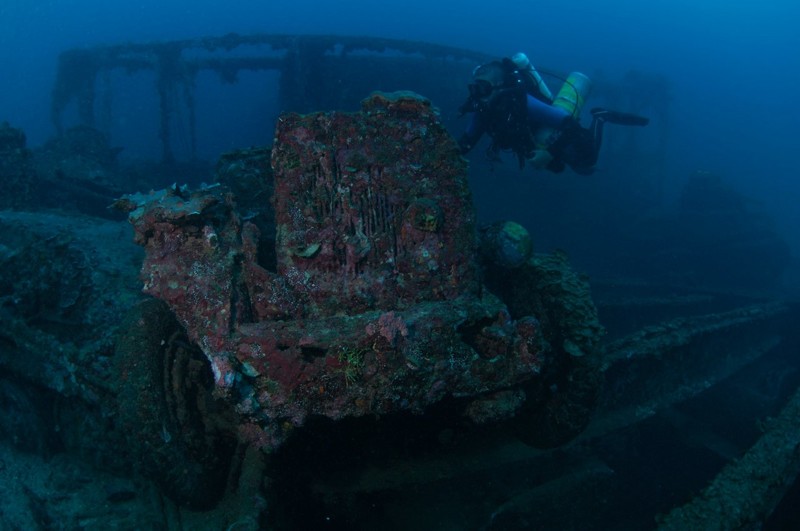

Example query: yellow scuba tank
[531,71,593,161]
[552,71,592,119]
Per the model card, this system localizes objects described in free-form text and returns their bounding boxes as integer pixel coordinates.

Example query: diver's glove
[458,99,473,116]
[457,135,473,155]
[527,149,553,169]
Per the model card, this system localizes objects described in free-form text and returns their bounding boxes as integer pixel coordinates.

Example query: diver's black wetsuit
[460,88,648,174]
[545,114,605,175]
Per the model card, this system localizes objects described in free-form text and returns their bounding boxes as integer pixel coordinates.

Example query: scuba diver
[457,53,649,175]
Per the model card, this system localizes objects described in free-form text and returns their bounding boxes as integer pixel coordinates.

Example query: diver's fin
[591,107,649,126]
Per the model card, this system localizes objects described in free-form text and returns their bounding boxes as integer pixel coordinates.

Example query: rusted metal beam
[50,34,491,162]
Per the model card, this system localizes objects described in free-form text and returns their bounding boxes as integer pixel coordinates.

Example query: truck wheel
[115,298,237,509]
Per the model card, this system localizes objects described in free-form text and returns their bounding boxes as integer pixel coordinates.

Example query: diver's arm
[458,112,486,154]
[525,95,570,129]
[525,95,572,170]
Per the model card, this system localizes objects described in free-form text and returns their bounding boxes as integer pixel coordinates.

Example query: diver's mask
[468,79,494,100]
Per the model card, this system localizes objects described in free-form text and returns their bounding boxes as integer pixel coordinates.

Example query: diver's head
[460,60,523,116]
[468,61,507,102]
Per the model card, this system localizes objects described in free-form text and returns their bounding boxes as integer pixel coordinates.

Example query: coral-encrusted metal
[271,91,478,316]
[122,93,544,450]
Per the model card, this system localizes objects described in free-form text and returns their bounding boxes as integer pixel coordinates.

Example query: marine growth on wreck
[1,33,798,530]
[115,91,598,455]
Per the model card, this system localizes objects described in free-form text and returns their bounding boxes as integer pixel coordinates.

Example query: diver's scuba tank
[532,71,593,158]
[551,71,592,119]
[511,52,553,103]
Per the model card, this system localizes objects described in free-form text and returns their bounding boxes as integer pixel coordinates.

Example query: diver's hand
[527,149,553,169]
[457,135,473,155]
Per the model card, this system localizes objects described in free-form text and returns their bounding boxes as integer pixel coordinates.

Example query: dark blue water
[2,2,800,529]
[2,0,798,266]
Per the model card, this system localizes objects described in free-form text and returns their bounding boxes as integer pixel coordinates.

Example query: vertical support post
[51,49,99,135]
[99,70,114,139]
[156,45,182,164]
[183,72,197,160]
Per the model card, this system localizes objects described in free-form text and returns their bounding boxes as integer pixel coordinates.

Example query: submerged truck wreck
[1,34,799,529]
[113,91,604,508]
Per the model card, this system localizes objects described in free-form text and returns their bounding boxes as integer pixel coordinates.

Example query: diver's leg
[550,122,600,174]
[588,115,605,164]
[559,110,648,174]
